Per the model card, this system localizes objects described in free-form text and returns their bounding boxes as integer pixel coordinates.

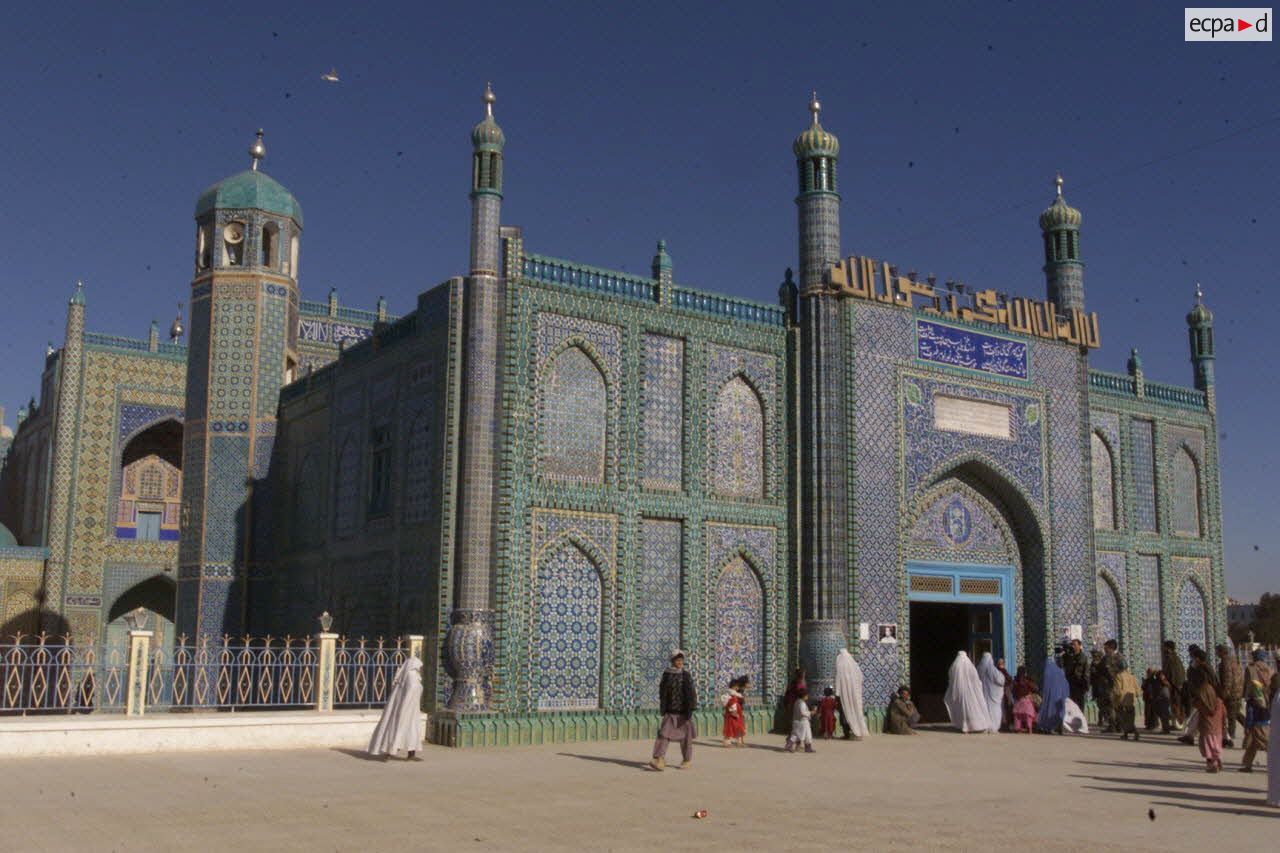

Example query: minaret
[794,93,848,694]
[1039,175,1084,313]
[41,282,87,630]
[1187,283,1215,410]
[445,84,506,711]
[177,130,303,641]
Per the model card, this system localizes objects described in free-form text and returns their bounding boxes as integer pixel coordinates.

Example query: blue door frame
[906,561,1017,668]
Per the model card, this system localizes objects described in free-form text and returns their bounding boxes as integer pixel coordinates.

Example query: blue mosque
[0,88,1226,744]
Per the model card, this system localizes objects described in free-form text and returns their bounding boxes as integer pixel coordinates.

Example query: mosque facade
[0,90,1226,743]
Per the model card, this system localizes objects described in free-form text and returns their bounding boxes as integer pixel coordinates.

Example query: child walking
[721,676,747,747]
[785,687,814,753]
[817,686,838,739]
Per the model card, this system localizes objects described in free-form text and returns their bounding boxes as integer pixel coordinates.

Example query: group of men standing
[1059,638,1127,731]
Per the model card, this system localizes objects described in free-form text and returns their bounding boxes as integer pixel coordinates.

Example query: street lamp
[319,611,334,633]
[124,607,149,632]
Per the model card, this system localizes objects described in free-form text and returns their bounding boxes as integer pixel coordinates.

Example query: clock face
[223,222,245,244]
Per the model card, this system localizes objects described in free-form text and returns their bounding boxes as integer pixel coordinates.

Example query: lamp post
[317,612,337,712]
[125,608,153,715]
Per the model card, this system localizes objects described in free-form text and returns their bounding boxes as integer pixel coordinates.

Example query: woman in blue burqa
[1036,655,1070,734]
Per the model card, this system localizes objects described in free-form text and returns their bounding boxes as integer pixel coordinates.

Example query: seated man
[885,685,920,735]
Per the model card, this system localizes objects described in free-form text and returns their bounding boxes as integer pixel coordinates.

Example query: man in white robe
[368,655,425,760]
[834,648,868,740]
[944,651,993,733]
[976,652,1005,734]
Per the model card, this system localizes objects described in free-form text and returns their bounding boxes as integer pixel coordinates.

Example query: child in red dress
[721,676,747,747]
[818,686,839,738]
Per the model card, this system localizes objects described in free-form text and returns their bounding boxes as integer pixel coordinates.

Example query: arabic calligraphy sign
[917,319,1028,379]
[827,255,1100,349]
[298,318,372,347]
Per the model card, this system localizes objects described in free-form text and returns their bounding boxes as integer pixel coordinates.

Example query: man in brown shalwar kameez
[649,650,697,771]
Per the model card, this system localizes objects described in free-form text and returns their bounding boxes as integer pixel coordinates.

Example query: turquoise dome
[0,522,17,549]
[195,170,303,227]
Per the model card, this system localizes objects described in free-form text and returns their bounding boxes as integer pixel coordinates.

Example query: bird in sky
[321,67,340,83]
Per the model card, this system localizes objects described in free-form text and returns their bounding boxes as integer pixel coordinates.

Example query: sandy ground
[0,725,1273,852]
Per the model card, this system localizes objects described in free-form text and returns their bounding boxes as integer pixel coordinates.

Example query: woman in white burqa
[834,648,868,739]
[945,651,993,733]
[975,652,1005,734]
[368,655,424,760]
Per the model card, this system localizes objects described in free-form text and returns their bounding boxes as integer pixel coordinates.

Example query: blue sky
[0,2,1275,597]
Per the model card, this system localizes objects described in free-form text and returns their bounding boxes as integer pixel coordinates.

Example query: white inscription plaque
[933,395,1011,439]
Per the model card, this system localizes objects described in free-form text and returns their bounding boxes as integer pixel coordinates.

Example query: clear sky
[1,2,1275,597]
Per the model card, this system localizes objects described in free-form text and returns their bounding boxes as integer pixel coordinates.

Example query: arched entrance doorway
[105,575,176,652]
[902,463,1046,722]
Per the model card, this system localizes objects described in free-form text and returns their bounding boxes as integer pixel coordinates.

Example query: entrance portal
[906,562,1015,724]
[909,601,1005,722]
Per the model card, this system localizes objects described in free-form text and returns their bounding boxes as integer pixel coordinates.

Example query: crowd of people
[641,641,1277,807]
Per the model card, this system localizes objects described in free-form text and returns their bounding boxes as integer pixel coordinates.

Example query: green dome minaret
[1187,283,1215,403]
[794,92,848,696]
[1039,174,1084,313]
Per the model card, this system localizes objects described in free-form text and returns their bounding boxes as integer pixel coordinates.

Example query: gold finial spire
[1054,173,1064,197]
[483,82,495,118]
[249,129,266,170]
[809,91,821,125]
[1195,282,1203,304]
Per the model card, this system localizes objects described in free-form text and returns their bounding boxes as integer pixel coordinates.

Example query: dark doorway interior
[909,601,968,723]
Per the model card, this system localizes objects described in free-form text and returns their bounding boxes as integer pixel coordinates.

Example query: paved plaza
[0,726,1273,852]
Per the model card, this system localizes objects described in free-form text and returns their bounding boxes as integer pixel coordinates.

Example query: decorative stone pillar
[445,610,495,711]
[317,631,338,712]
[126,629,153,716]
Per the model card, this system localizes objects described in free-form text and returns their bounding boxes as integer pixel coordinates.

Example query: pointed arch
[714,550,765,701]
[916,453,1049,667]
[1176,575,1208,652]
[1171,444,1202,537]
[711,373,765,499]
[1091,431,1117,530]
[532,537,603,711]
[537,342,608,483]
[1096,571,1124,649]
[117,417,184,541]
[106,574,176,651]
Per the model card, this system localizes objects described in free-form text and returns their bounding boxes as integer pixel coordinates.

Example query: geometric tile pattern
[537,346,607,483]
[403,409,434,524]
[1176,577,1207,652]
[333,432,360,538]
[1170,447,1201,536]
[1091,431,1116,530]
[1130,418,1158,532]
[707,344,777,499]
[714,556,764,701]
[1095,550,1127,650]
[710,376,764,499]
[1135,554,1162,670]
[532,540,602,710]
[640,334,683,491]
[636,519,681,708]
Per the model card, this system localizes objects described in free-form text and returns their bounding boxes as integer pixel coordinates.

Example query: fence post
[407,634,425,662]
[317,631,338,712]
[126,629,153,715]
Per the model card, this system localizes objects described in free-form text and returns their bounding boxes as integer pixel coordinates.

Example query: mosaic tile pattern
[532,541,603,710]
[707,344,777,500]
[1170,447,1201,536]
[903,375,1044,504]
[714,556,764,700]
[1136,554,1162,668]
[1130,419,1158,532]
[538,346,607,483]
[640,334,683,491]
[203,435,250,564]
[636,519,681,707]
[333,431,360,538]
[1095,550,1127,649]
[1176,578,1207,652]
[711,376,765,499]
[1091,432,1116,530]
[209,292,258,421]
[403,408,434,524]
[908,490,1009,556]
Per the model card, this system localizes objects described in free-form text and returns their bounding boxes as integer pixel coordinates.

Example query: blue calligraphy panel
[916,319,1028,380]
